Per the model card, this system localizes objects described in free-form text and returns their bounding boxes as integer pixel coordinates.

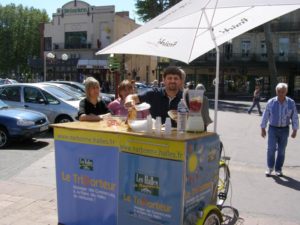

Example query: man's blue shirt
[261,96,299,130]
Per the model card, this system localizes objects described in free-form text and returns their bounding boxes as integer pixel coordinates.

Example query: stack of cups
[164,118,172,135]
[155,117,162,135]
[146,115,153,133]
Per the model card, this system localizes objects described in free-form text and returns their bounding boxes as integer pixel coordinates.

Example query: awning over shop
[77,59,108,69]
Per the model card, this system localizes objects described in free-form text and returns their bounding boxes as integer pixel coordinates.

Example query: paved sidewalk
[0,100,299,225]
[0,151,57,225]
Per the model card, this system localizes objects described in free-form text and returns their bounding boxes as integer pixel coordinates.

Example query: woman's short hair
[276,83,288,92]
[84,77,100,99]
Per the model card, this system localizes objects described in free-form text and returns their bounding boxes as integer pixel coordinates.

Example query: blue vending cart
[53,121,221,225]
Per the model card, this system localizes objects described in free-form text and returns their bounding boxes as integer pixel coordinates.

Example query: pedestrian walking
[248,85,262,115]
[261,83,299,177]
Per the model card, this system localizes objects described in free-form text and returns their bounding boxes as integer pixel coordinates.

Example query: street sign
[108,56,121,71]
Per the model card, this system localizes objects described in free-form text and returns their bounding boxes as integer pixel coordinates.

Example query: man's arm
[291,101,299,138]
[79,114,102,121]
[260,101,270,138]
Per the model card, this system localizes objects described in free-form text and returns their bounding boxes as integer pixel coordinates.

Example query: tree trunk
[264,22,277,97]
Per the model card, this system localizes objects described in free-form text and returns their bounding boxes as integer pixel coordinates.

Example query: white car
[48,81,114,104]
[0,83,80,123]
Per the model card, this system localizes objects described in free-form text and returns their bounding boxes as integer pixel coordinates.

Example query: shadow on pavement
[37,130,54,139]
[272,175,300,191]
[209,100,251,113]
[5,138,49,150]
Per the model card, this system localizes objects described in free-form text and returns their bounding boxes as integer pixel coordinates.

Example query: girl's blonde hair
[84,77,100,100]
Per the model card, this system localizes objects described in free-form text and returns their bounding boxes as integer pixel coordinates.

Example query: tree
[0,4,49,77]
[264,22,277,97]
[135,0,182,22]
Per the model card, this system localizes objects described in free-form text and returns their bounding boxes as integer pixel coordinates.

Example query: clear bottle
[177,99,188,133]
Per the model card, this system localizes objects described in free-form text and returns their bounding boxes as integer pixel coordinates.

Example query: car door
[23,86,57,123]
[0,86,23,108]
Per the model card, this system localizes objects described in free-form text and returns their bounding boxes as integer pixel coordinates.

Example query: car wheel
[0,127,10,148]
[55,115,73,123]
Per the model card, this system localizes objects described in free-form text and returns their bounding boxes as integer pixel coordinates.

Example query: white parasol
[96,0,300,132]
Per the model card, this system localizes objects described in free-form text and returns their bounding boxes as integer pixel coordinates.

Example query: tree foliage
[0,4,49,77]
[135,0,182,22]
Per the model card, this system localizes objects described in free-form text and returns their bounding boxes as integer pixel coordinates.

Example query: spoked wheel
[203,211,221,225]
[0,127,9,148]
[217,162,230,207]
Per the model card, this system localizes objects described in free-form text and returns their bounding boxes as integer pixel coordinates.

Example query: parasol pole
[213,45,220,133]
[203,10,219,133]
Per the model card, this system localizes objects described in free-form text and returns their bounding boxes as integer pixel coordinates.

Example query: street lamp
[61,53,68,61]
[44,52,55,81]
[44,52,69,81]
[61,53,69,80]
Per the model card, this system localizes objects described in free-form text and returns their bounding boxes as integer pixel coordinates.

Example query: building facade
[174,9,300,99]
[42,0,157,90]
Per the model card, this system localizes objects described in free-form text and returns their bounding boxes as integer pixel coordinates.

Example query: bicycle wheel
[203,211,222,225]
[217,162,230,207]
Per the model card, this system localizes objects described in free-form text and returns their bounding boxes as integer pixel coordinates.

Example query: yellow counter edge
[53,122,217,161]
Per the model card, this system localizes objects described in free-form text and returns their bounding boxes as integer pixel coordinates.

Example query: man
[125,66,183,126]
[261,83,299,177]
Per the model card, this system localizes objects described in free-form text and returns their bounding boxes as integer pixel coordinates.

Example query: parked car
[0,78,18,85]
[0,83,80,124]
[135,82,152,94]
[0,100,49,148]
[42,82,84,99]
[49,81,115,103]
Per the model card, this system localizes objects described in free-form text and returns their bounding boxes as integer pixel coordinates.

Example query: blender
[184,89,205,132]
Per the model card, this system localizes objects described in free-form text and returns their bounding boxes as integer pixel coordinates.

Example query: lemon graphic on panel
[188,153,198,172]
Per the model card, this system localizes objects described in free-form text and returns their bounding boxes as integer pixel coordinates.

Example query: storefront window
[241,40,251,57]
[294,76,300,98]
[260,41,267,58]
[65,31,87,49]
[44,37,52,51]
[278,37,289,61]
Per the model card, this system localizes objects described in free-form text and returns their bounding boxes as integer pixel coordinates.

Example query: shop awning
[77,59,108,69]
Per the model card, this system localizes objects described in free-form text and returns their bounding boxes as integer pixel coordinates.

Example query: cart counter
[53,121,221,225]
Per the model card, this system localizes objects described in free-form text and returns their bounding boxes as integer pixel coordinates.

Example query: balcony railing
[248,22,300,32]
[192,52,300,64]
[53,42,92,50]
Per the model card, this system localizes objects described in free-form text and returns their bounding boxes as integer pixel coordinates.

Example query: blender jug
[184,89,205,132]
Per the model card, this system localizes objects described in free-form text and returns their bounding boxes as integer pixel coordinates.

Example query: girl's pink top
[107,98,149,118]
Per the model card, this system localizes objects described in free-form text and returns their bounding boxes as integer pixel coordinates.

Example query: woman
[108,79,148,118]
[78,77,110,121]
[248,85,263,115]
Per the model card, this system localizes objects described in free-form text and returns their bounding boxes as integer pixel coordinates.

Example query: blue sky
[1,0,140,21]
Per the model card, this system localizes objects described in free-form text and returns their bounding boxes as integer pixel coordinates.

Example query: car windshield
[73,82,85,92]
[0,99,9,109]
[49,83,84,98]
[42,85,80,101]
[62,84,84,96]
